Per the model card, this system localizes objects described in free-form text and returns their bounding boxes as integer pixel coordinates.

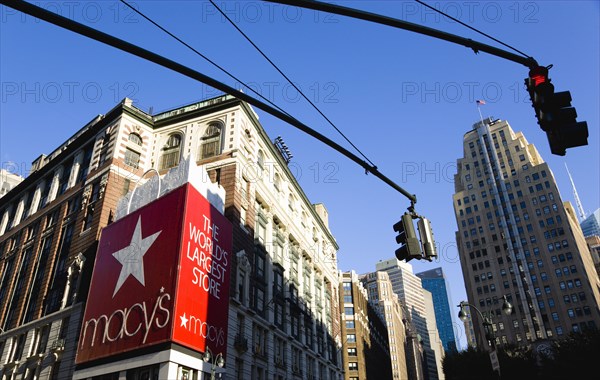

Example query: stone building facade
[453,118,600,350]
[0,95,343,379]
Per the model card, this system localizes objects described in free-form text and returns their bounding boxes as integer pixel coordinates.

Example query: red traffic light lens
[529,66,549,86]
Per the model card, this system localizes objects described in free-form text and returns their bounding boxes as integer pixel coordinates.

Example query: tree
[444,330,600,379]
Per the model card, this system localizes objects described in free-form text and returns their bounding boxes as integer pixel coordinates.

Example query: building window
[252,323,267,357]
[292,347,302,374]
[255,204,267,244]
[235,359,244,380]
[160,133,182,170]
[291,313,300,339]
[257,149,265,169]
[129,132,143,146]
[200,123,223,159]
[274,172,281,192]
[124,147,141,168]
[24,236,54,323]
[274,336,286,366]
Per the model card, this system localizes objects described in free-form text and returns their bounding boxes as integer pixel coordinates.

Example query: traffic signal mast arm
[268,1,589,156]
[264,0,538,69]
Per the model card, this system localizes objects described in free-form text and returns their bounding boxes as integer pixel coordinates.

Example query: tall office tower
[585,236,600,279]
[581,209,600,238]
[422,290,446,380]
[376,259,443,380]
[416,267,459,353]
[361,271,410,380]
[0,96,343,379]
[340,271,393,380]
[452,117,600,352]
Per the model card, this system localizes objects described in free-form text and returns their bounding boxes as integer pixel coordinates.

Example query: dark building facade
[340,271,392,380]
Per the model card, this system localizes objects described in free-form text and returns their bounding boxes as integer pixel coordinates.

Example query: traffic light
[544,91,588,156]
[525,65,553,131]
[417,217,437,261]
[525,65,588,156]
[393,213,422,262]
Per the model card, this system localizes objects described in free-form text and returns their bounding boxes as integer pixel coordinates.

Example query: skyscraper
[581,208,600,238]
[416,267,458,353]
[376,259,443,380]
[452,117,600,351]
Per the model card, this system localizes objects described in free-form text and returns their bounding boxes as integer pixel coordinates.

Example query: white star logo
[112,216,161,297]
[180,313,189,328]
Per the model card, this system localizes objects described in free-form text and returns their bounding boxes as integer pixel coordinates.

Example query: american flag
[476,99,486,105]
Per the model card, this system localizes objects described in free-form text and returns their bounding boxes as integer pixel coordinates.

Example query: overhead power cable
[0,0,417,204]
[414,0,531,59]
[118,0,291,119]
[208,0,377,168]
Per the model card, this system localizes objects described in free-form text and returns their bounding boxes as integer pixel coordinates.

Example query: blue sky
[1,1,599,350]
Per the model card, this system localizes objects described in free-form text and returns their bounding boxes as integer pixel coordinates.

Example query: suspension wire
[414,0,531,58]
[208,0,378,168]
[0,0,417,203]
[118,0,292,118]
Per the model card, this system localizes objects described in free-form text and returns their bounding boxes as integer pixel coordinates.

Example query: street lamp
[203,347,225,380]
[458,296,512,376]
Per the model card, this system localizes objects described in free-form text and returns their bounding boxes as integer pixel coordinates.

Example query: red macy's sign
[76,183,232,364]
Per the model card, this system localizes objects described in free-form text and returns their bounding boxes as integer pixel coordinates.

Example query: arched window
[257,150,265,169]
[128,133,143,146]
[274,173,281,192]
[200,122,222,159]
[160,133,182,170]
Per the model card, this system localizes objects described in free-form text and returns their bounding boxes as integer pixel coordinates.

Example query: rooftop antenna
[565,163,586,221]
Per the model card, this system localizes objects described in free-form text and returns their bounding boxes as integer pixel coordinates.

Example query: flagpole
[477,100,485,125]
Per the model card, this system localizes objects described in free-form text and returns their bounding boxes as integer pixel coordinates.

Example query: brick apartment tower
[361,271,410,380]
[339,271,393,380]
[453,117,600,351]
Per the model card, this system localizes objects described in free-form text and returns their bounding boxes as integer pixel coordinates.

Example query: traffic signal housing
[417,217,437,261]
[525,65,588,156]
[393,213,422,262]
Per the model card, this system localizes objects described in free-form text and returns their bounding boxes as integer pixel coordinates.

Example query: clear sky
[1,1,598,350]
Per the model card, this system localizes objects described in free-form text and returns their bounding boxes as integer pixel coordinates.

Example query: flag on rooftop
[476,99,486,105]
